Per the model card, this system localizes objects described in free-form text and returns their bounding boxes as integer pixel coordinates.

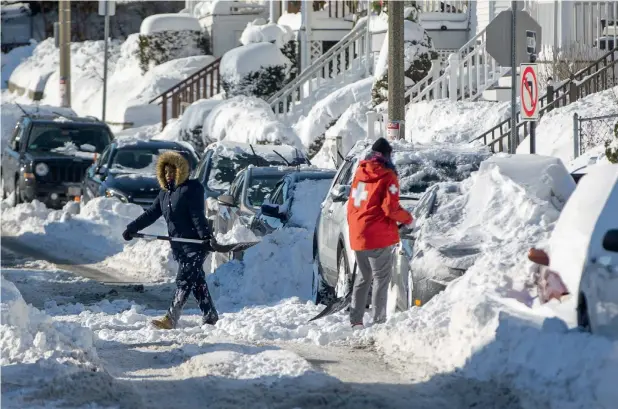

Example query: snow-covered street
[2,246,525,409]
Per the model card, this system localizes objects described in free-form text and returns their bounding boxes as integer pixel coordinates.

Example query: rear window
[246,174,285,208]
[27,124,112,153]
[208,153,290,192]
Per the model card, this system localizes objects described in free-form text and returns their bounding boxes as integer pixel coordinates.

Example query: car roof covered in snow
[23,113,109,127]
[285,168,337,182]
[207,140,307,162]
[114,139,197,153]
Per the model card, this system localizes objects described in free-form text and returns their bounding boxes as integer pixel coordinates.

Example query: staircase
[405,24,508,107]
[149,58,221,129]
[267,18,372,123]
[472,46,618,153]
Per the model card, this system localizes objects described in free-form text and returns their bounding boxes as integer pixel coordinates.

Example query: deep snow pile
[0,198,176,282]
[204,96,303,148]
[1,40,36,89]
[368,155,618,409]
[517,86,618,164]
[406,99,511,144]
[240,20,294,48]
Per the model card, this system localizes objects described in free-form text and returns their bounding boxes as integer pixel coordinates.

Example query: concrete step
[482,86,520,102]
[498,74,520,88]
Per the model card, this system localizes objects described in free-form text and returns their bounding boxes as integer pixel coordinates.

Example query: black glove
[203,238,214,252]
[122,229,134,241]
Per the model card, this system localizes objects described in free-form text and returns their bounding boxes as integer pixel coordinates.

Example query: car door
[83,145,112,202]
[320,159,356,270]
[216,171,245,238]
[2,123,25,193]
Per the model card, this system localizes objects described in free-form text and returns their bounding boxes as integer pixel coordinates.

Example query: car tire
[577,294,591,332]
[312,252,335,305]
[336,248,354,299]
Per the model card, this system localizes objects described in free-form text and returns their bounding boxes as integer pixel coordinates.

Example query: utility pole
[59,0,71,108]
[509,0,517,154]
[387,0,405,140]
[102,1,110,121]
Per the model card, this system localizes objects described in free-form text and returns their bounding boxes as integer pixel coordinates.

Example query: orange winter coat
[347,159,413,251]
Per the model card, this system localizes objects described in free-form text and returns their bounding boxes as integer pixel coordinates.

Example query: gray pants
[350,246,394,325]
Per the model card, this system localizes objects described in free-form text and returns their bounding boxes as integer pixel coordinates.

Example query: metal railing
[267,18,371,122]
[573,113,618,159]
[415,0,468,13]
[149,58,221,129]
[472,47,618,153]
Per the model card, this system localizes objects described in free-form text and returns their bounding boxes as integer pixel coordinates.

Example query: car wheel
[312,252,335,305]
[336,248,354,299]
[577,294,591,332]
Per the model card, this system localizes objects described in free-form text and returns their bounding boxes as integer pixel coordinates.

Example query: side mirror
[602,229,618,252]
[528,248,550,266]
[217,194,236,207]
[330,185,350,203]
[260,203,283,219]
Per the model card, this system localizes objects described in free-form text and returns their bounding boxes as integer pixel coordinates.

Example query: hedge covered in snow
[136,30,210,74]
[371,6,438,106]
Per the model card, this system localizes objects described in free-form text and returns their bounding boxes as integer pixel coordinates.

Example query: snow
[177,98,223,145]
[140,13,202,34]
[216,222,258,245]
[1,40,36,89]
[8,38,65,94]
[287,178,334,230]
[220,41,291,82]
[193,0,266,17]
[294,77,373,150]
[240,20,294,48]
[1,198,176,283]
[517,87,618,164]
[367,157,618,409]
[406,99,512,144]
[204,96,303,148]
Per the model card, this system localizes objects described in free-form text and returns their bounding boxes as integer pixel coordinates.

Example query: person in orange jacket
[347,138,413,328]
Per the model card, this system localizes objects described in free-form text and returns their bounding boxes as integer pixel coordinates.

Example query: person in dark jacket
[122,151,218,330]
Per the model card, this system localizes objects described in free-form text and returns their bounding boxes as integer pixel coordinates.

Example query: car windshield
[111,148,197,174]
[396,160,482,198]
[246,174,285,208]
[208,153,294,192]
[27,124,112,153]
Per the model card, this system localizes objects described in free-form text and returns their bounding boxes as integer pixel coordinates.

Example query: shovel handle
[131,233,206,245]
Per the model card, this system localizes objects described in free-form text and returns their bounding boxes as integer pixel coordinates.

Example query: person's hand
[203,238,215,252]
[122,229,134,241]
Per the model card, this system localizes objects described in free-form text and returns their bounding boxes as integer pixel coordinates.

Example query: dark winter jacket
[126,151,210,260]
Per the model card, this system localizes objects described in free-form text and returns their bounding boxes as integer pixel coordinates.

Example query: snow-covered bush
[371,6,438,106]
[136,30,210,74]
[606,122,618,164]
[203,96,303,148]
[220,42,292,100]
[177,99,222,152]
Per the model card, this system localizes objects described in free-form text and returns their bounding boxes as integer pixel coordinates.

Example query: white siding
[476,0,490,34]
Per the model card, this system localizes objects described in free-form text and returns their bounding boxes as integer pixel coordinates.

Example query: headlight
[105,188,128,203]
[35,162,49,176]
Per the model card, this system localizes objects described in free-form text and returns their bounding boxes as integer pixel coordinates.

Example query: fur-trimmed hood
[156,151,190,190]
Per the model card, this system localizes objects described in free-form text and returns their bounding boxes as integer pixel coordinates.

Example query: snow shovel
[308,263,357,322]
[130,233,260,253]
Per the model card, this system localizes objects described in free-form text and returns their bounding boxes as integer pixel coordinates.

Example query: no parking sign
[520,63,539,121]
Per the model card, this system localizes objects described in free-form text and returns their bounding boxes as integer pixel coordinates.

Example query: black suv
[1,113,114,208]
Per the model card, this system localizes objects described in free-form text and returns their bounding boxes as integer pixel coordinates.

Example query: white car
[312,140,491,307]
[531,164,618,338]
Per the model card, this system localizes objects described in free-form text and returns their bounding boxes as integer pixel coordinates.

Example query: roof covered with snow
[140,13,202,35]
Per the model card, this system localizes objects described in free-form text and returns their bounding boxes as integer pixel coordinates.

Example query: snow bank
[518,86,618,164]
[0,277,139,408]
[140,13,201,34]
[240,20,294,48]
[0,198,176,282]
[204,96,303,148]
[294,77,374,149]
[368,156,618,409]
[406,99,511,144]
[220,42,291,84]
[1,40,36,89]
[8,38,58,94]
[209,228,314,309]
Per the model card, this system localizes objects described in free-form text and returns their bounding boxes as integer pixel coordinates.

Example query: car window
[246,174,284,209]
[194,151,211,182]
[98,146,112,167]
[110,148,197,174]
[10,124,24,151]
[269,181,285,205]
[229,173,245,202]
[26,124,112,153]
[334,160,356,187]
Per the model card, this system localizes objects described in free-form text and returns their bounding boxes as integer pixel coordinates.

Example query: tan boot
[151,315,174,330]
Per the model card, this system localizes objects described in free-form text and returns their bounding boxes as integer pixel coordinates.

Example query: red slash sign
[521,65,538,119]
